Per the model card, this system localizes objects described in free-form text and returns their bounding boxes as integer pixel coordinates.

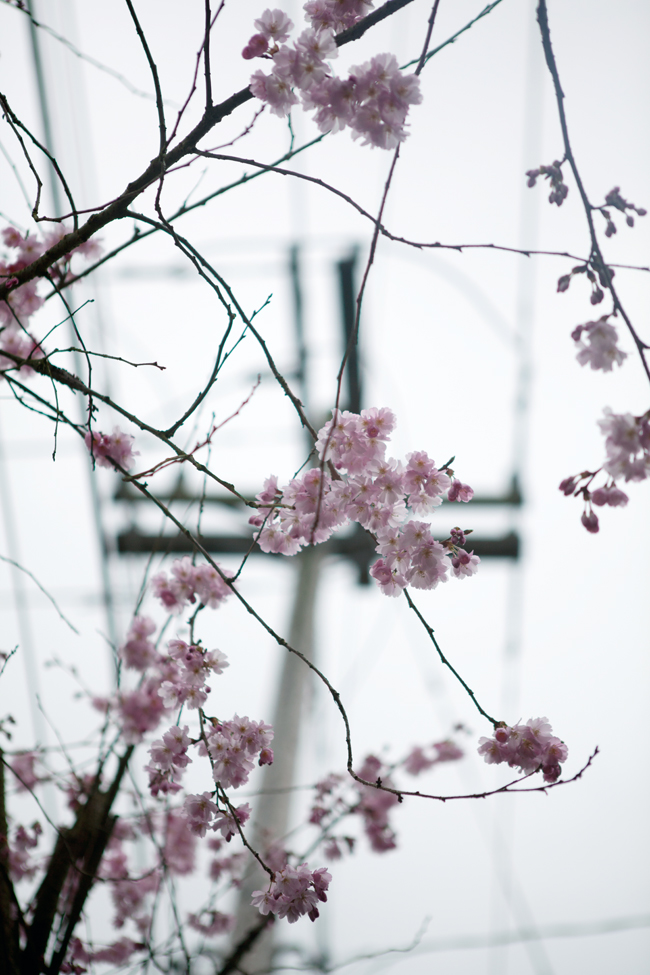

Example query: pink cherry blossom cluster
[403,738,464,775]
[1,225,99,381]
[0,324,43,377]
[252,863,331,923]
[245,8,421,148]
[478,717,568,783]
[92,806,250,954]
[182,791,252,841]
[354,754,399,851]
[9,750,41,792]
[599,407,650,482]
[158,639,229,711]
[151,555,233,614]
[207,841,246,885]
[187,910,235,936]
[251,408,478,596]
[145,723,192,797]
[120,615,158,670]
[163,807,198,875]
[204,714,274,790]
[116,617,230,744]
[100,828,160,932]
[305,0,373,33]
[372,518,479,596]
[84,426,137,470]
[572,317,627,372]
[116,678,168,743]
[7,821,42,881]
[309,740,464,858]
[0,227,46,327]
[66,936,141,970]
[95,810,225,961]
[560,407,648,532]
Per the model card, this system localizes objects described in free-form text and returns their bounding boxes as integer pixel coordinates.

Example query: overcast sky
[0,1,648,973]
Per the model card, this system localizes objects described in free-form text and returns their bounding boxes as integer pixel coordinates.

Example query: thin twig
[404,589,499,726]
[536,0,650,383]
[0,554,78,633]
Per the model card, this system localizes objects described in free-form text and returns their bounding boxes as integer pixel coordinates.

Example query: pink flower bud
[559,476,578,496]
[591,485,629,508]
[581,510,599,533]
[242,33,268,59]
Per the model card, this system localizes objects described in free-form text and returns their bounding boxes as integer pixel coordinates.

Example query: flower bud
[580,510,599,533]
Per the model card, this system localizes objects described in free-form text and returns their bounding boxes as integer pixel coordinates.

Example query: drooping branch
[536,0,650,384]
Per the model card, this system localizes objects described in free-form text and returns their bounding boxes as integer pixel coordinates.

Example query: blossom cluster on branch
[251,407,478,595]
[477,717,568,783]
[252,863,331,923]
[309,740,464,858]
[559,407,649,533]
[245,6,421,148]
[572,317,627,373]
[526,165,649,535]
[0,225,98,376]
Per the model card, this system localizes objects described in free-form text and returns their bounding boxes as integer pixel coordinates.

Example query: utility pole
[229,542,322,970]
[113,244,524,973]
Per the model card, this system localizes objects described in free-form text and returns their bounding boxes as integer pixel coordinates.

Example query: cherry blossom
[146,724,193,796]
[8,751,40,792]
[183,791,219,837]
[163,807,198,875]
[118,679,168,744]
[252,408,479,597]
[572,317,627,372]
[246,9,420,148]
[7,821,42,881]
[478,718,568,783]
[560,408,648,531]
[304,0,372,33]
[254,7,294,43]
[151,555,233,613]
[206,715,274,790]
[84,426,137,470]
[66,936,141,968]
[120,615,158,670]
[599,408,650,482]
[187,910,235,936]
[212,803,252,841]
[252,863,331,923]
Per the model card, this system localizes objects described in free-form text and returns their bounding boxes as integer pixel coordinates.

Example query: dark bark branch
[21,748,133,975]
[335,0,417,45]
[0,752,20,975]
[216,915,274,975]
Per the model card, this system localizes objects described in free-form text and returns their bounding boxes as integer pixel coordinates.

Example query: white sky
[0,1,648,973]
